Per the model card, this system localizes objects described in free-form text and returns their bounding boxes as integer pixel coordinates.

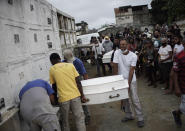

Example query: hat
[105,36,109,39]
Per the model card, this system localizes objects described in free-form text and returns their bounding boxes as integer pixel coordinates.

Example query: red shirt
[173,50,185,93]
[128,43,137,52]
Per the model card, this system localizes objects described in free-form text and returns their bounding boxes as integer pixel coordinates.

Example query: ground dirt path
[70,63,185,131]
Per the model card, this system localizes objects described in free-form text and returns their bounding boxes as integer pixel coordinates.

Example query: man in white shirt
[113,39,144,128]
[92,38,105,76]
[158,37,173,90]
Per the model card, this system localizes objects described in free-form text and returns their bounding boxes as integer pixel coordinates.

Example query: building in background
[98,24,121,37]
[76,21,88,36]
[114,5,151,29]
[0,0,76,130]
[57,10,77,49]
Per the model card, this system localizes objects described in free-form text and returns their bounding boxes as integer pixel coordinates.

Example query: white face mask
[121,49,128,54]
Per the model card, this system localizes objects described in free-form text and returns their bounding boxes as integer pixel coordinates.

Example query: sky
[47,0,152,29]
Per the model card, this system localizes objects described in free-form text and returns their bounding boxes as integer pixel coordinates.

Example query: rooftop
[119,4,148,9]
[56,9,75,19]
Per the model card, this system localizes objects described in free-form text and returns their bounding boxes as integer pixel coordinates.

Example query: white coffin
[81,75,129,105]
[102,50,113,63]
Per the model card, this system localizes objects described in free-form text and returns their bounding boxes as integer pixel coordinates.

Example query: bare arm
[128,66,135,87]
[49,94,55,105]
[75,76,89,103]
[174,71,181,97]
[113,63,118,75]
[158,54,161,62]
[83,74,88,80]
[75,76,84,97]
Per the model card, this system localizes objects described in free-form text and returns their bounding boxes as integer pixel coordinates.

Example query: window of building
[14,34,20,44]
[30,4,34,11]
[39,66,42,71]
[47,35,50,40]
[47,42,52,48]
[48,18,52,25]
[34,33,37,42]
[19,72,24,80]
[8,0,13,5]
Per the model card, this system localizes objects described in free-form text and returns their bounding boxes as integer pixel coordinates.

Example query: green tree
[167,0,185,23]
[151,0,168,25]
[151,0,185,24]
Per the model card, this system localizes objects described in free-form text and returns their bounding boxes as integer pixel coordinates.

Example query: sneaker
[121,117,134,123]
[137,120,144,128]
[172,111,182,127]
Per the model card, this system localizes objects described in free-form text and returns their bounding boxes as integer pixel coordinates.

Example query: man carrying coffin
[62,49,91,125]
[113,39,144,128]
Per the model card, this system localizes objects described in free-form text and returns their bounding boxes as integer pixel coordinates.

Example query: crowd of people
[18,23,185,131]
[89,24,184,93]
[88,23,185,128]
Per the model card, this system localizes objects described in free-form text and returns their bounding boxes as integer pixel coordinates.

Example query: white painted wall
[116,8,133,26]
[0,0,70,114]
[116,15,133,26]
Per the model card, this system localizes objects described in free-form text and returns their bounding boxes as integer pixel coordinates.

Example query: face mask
[121,49,128,54]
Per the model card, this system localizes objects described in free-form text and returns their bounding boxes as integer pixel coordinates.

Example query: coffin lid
[102,59,111,64]
[81,75,124,86]
[103,50,113,59]
[82,80,128,95]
